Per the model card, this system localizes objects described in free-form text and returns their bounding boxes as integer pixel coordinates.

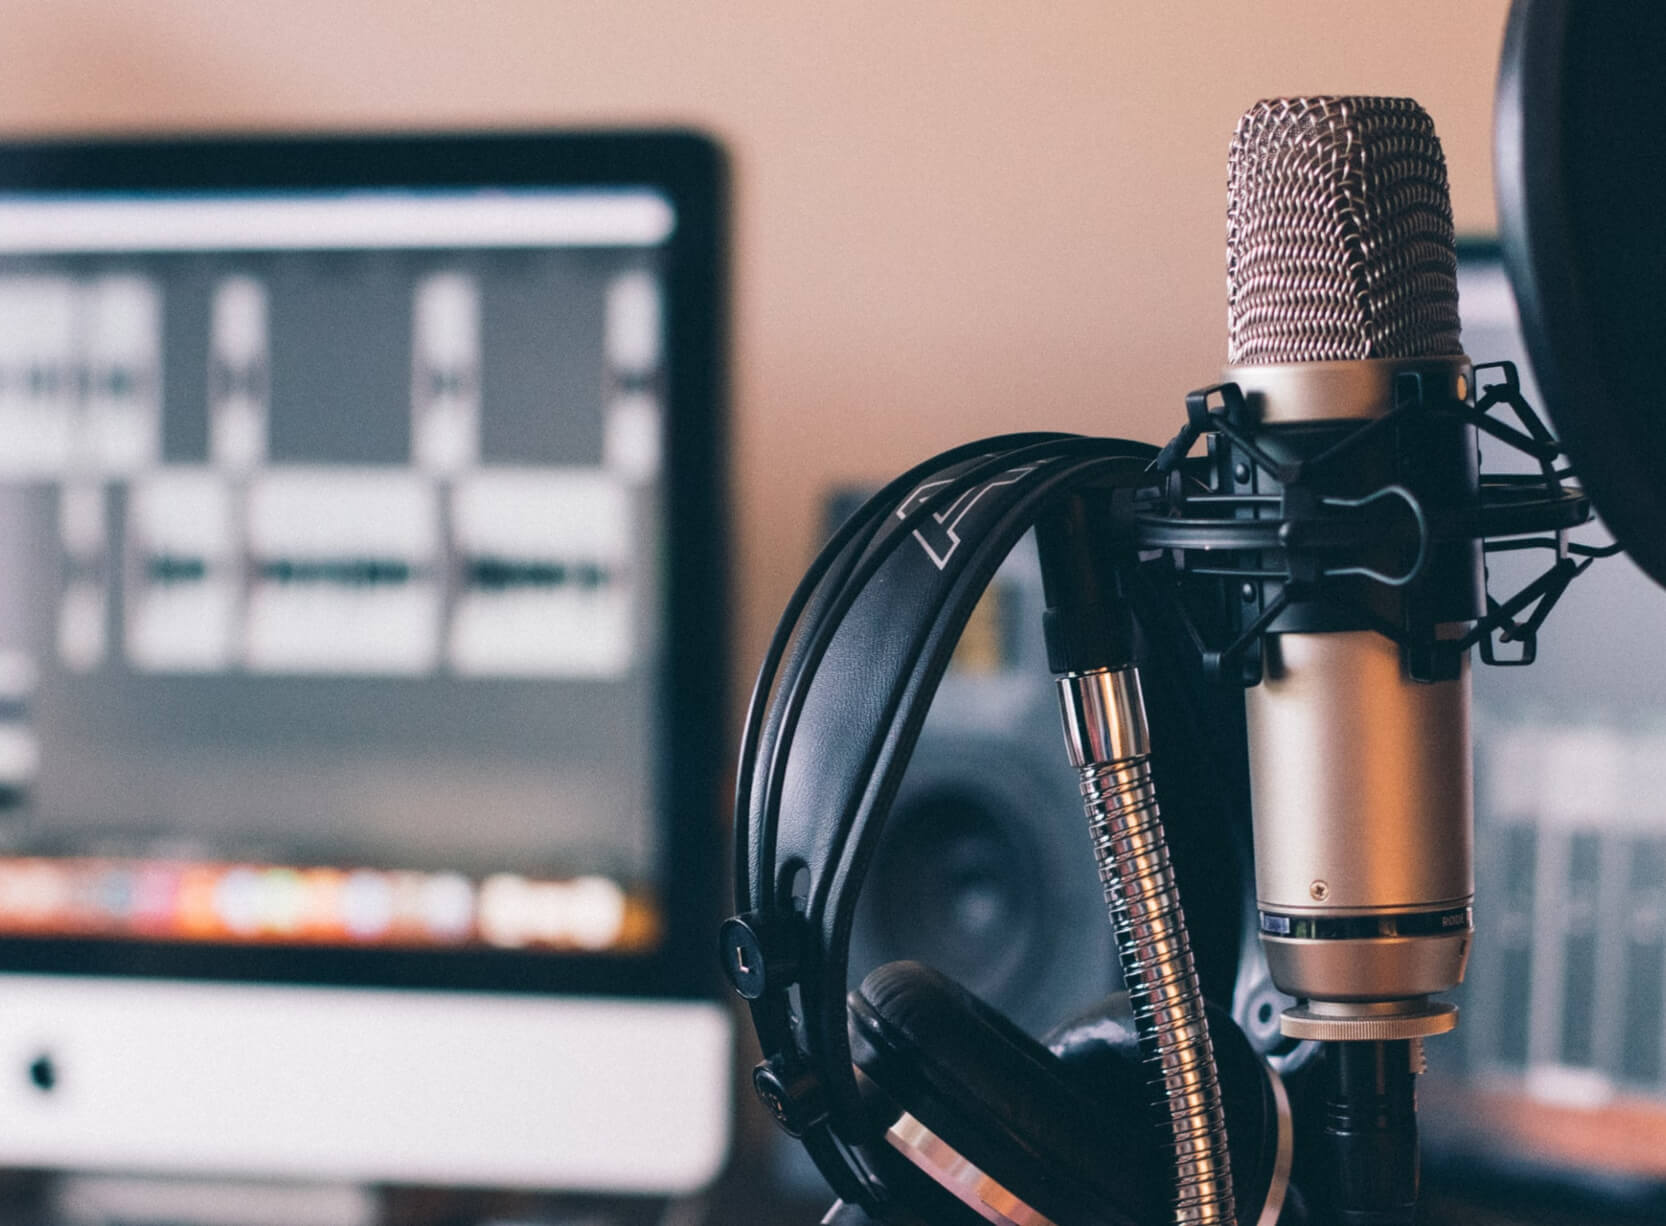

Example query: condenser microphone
[1222,96,1483,1224]
[1226,95,1478,1044]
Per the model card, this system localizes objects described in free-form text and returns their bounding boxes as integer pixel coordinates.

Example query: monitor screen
[0,133,731,1192]
[0,190,672,961]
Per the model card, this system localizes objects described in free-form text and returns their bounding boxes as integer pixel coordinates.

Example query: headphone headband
[726,438,1165,1205]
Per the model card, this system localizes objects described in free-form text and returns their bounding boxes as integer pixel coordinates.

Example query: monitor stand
[48,1173,714,1226]
[49,1174,375,1226]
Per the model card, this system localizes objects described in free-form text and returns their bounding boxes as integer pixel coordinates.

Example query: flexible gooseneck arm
[1039,494,1237,1226]
[1058,667,1235,1226]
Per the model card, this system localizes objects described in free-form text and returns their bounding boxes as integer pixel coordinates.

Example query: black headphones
[721,433,1301,1226]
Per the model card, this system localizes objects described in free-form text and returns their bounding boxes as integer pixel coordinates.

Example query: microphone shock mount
[1138,359,1598,690]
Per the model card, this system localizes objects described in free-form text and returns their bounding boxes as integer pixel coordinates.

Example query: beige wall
[0,0,1512,705]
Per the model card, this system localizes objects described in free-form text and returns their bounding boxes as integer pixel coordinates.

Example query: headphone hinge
[752,1054,828,1139]
[720,909,804,1000]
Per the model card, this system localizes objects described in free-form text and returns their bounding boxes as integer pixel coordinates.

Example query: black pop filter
[1496,0,1666,588]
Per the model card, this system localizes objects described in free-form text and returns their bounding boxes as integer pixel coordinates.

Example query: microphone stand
[1316,1040,1420,1225]
[1036,489,1239,1224]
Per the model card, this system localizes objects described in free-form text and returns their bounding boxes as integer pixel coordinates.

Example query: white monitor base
[52,1175,377,1226]
[0,975,733,1193]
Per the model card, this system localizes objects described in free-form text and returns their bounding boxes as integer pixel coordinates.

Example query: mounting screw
[753,1057,827,1138]
[1234,463,1251,484]
[1310,880,1330,902]
[1241,582,1256,604]
[1246,990,1283,1043]
[719,912,801,1000]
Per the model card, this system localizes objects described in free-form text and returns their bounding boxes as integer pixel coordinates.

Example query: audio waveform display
[466,558,612,591]
[0,267,659,683]
[0,275,161,479]
[256,559,415,586]
[145,555,209,584]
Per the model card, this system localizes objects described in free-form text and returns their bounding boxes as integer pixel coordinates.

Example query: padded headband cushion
[849,961,1166,1226]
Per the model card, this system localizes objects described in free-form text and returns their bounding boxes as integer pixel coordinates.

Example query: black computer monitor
[0,130,731,1191]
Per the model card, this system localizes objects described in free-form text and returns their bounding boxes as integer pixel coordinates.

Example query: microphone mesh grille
[1226,96,1462,364]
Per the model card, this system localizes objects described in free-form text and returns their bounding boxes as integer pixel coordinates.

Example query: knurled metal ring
[1280,1001,1458,1042]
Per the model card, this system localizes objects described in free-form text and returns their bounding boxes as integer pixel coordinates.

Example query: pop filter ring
[1495,0,1666,588]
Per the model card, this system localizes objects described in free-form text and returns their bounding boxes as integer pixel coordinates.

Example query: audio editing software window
[0,191,674,956]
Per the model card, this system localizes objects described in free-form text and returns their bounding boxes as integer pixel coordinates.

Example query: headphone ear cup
[1045,996,1296,1226]
[849,961,1167,1226]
